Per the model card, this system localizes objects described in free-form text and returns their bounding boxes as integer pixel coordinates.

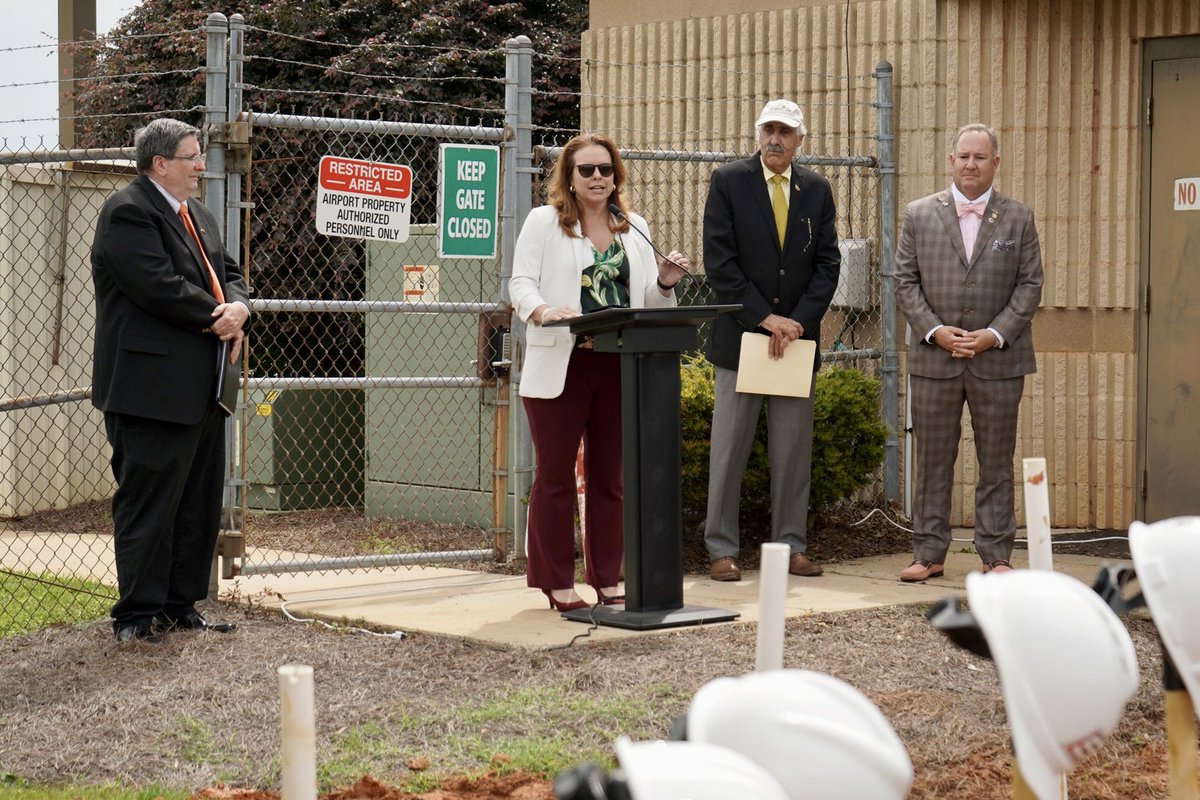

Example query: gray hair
[950,123,999,157]
[134,118,200,174]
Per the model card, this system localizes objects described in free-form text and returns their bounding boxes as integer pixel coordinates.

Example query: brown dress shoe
[982,559,1014,574]
[709,556,741,582]
[899,558,945,582]
[788,553,823,577]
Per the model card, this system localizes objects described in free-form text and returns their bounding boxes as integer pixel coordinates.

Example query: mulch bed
[3,500,1156,800]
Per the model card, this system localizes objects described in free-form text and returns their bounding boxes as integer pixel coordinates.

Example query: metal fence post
[505,35,534,560]
[219,13,248,581]
[203,12,228,237]
[875,61,899,504]
[204,12,230,599]
[226,14,245,253]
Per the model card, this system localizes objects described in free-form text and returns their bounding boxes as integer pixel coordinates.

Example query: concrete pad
[224,546,1131,650]
[1,530,1131,650]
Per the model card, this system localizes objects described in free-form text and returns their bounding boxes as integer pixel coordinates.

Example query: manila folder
[735,332,815,398]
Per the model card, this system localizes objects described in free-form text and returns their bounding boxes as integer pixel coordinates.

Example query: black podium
[546,304,741,630]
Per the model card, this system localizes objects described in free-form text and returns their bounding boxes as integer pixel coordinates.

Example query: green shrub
[679,354,887,532]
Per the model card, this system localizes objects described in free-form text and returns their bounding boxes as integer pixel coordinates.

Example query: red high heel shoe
[594,588,625,606]
[542,589,588,612]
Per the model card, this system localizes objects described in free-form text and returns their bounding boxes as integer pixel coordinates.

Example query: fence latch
[477,307,512,382]
[222,119,252,175]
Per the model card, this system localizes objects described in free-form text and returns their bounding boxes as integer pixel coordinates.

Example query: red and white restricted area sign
[316,155,414,241]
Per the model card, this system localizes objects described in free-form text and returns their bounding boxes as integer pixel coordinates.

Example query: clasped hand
[761,313,803,360]
[211,302,249,363]
[933,326,997,358]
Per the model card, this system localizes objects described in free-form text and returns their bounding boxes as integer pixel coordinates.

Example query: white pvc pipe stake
[279,664,317,800]
[756,542,791,672]
[1022,458,1053,571]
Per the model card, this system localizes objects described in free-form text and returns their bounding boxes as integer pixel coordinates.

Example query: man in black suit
[91,118,249,642]
[702,99,841,582]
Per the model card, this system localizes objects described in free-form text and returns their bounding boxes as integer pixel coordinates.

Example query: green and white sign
[438,144,499,258]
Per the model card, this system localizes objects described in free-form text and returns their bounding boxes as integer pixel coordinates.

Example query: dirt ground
[0,600,1175,799]
[3,502,1162,799]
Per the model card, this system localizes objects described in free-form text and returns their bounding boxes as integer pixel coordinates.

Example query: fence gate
[231,112,511,578]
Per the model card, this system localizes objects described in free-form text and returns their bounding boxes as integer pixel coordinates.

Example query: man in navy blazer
[702,99,841,581]
[91,118,249,642]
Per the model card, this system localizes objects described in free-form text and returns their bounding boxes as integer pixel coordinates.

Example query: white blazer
[509,204,677,398]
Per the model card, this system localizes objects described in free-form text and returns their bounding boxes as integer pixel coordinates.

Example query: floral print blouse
[580,237,630,313]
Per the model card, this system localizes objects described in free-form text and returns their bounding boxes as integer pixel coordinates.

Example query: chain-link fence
[2,11,896,627]
[235,113,510,576]
[525,46,899,509]
[0,18,210,632]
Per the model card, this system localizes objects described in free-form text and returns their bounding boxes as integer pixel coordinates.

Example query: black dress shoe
[158,611,236,633]
[115,622,164,644]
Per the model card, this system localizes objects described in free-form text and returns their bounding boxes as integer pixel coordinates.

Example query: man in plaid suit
[894,123,1044,582]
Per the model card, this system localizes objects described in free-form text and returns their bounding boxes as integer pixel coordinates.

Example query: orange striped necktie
[178,203,225,303]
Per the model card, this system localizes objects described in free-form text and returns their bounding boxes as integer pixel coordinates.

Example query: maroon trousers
[523,348,623,591]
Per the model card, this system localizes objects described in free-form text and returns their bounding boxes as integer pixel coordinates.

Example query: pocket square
[992,239,1015,252]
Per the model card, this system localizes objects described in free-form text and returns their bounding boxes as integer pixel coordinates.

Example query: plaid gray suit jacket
[894,189,1043,380]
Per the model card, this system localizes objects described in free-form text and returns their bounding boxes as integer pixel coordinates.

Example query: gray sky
[0,1,145,146]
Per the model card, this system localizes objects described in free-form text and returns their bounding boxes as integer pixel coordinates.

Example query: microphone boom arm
[608,203,690,277]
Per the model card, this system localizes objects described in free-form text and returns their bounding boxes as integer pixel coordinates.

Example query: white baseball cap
[756,99,807,134]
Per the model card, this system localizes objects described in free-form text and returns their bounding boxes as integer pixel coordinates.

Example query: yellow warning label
[256,404,272,417]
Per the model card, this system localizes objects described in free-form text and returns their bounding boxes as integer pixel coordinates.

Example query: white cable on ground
[850,506,1130,547]
[278,598,406,640]
[850,506,914,533]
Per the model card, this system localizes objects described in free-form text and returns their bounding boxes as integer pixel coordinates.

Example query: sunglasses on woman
[575,163,615,178]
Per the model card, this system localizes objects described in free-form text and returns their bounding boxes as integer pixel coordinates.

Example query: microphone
[608,203,689,277]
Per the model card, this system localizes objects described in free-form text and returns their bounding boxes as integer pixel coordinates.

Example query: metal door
[1141,37,1200,521]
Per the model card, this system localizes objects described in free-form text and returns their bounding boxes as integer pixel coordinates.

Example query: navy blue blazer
[703,153,841,371]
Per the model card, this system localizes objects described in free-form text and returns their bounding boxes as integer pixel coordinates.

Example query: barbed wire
[549,53,880,83]
[241,84,504,118]
[245,55,505,87]
[0,66,203,93]
[543,87,877,111]
[0,29,194,55]
[0,107,201,127]
[243,24,505,59]
[531,123,881,148]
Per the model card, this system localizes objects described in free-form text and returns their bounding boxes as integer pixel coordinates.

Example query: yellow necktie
[769,174,787,248]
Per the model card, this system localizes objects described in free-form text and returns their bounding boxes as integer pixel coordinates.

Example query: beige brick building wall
[582,0,1200,529]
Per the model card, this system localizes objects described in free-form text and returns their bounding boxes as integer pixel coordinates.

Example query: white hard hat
[966,570,1139,800]
[1130,517,1200,718]
[613,736,789,800]
[685,670,913,800]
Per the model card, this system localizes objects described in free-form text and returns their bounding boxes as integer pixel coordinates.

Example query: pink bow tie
[956,201,984,218]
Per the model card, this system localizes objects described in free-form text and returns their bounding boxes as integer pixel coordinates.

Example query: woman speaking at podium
[509,132,689,612]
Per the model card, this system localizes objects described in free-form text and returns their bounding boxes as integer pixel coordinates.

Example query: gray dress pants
[704,365,815,560]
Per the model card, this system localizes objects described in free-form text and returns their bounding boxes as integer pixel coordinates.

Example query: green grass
[0,572,114,637]
[176,716,218,765]
[0,643,684,797]
[305,682,677,793]
[0,776,188,800]
[316,721,402,788]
